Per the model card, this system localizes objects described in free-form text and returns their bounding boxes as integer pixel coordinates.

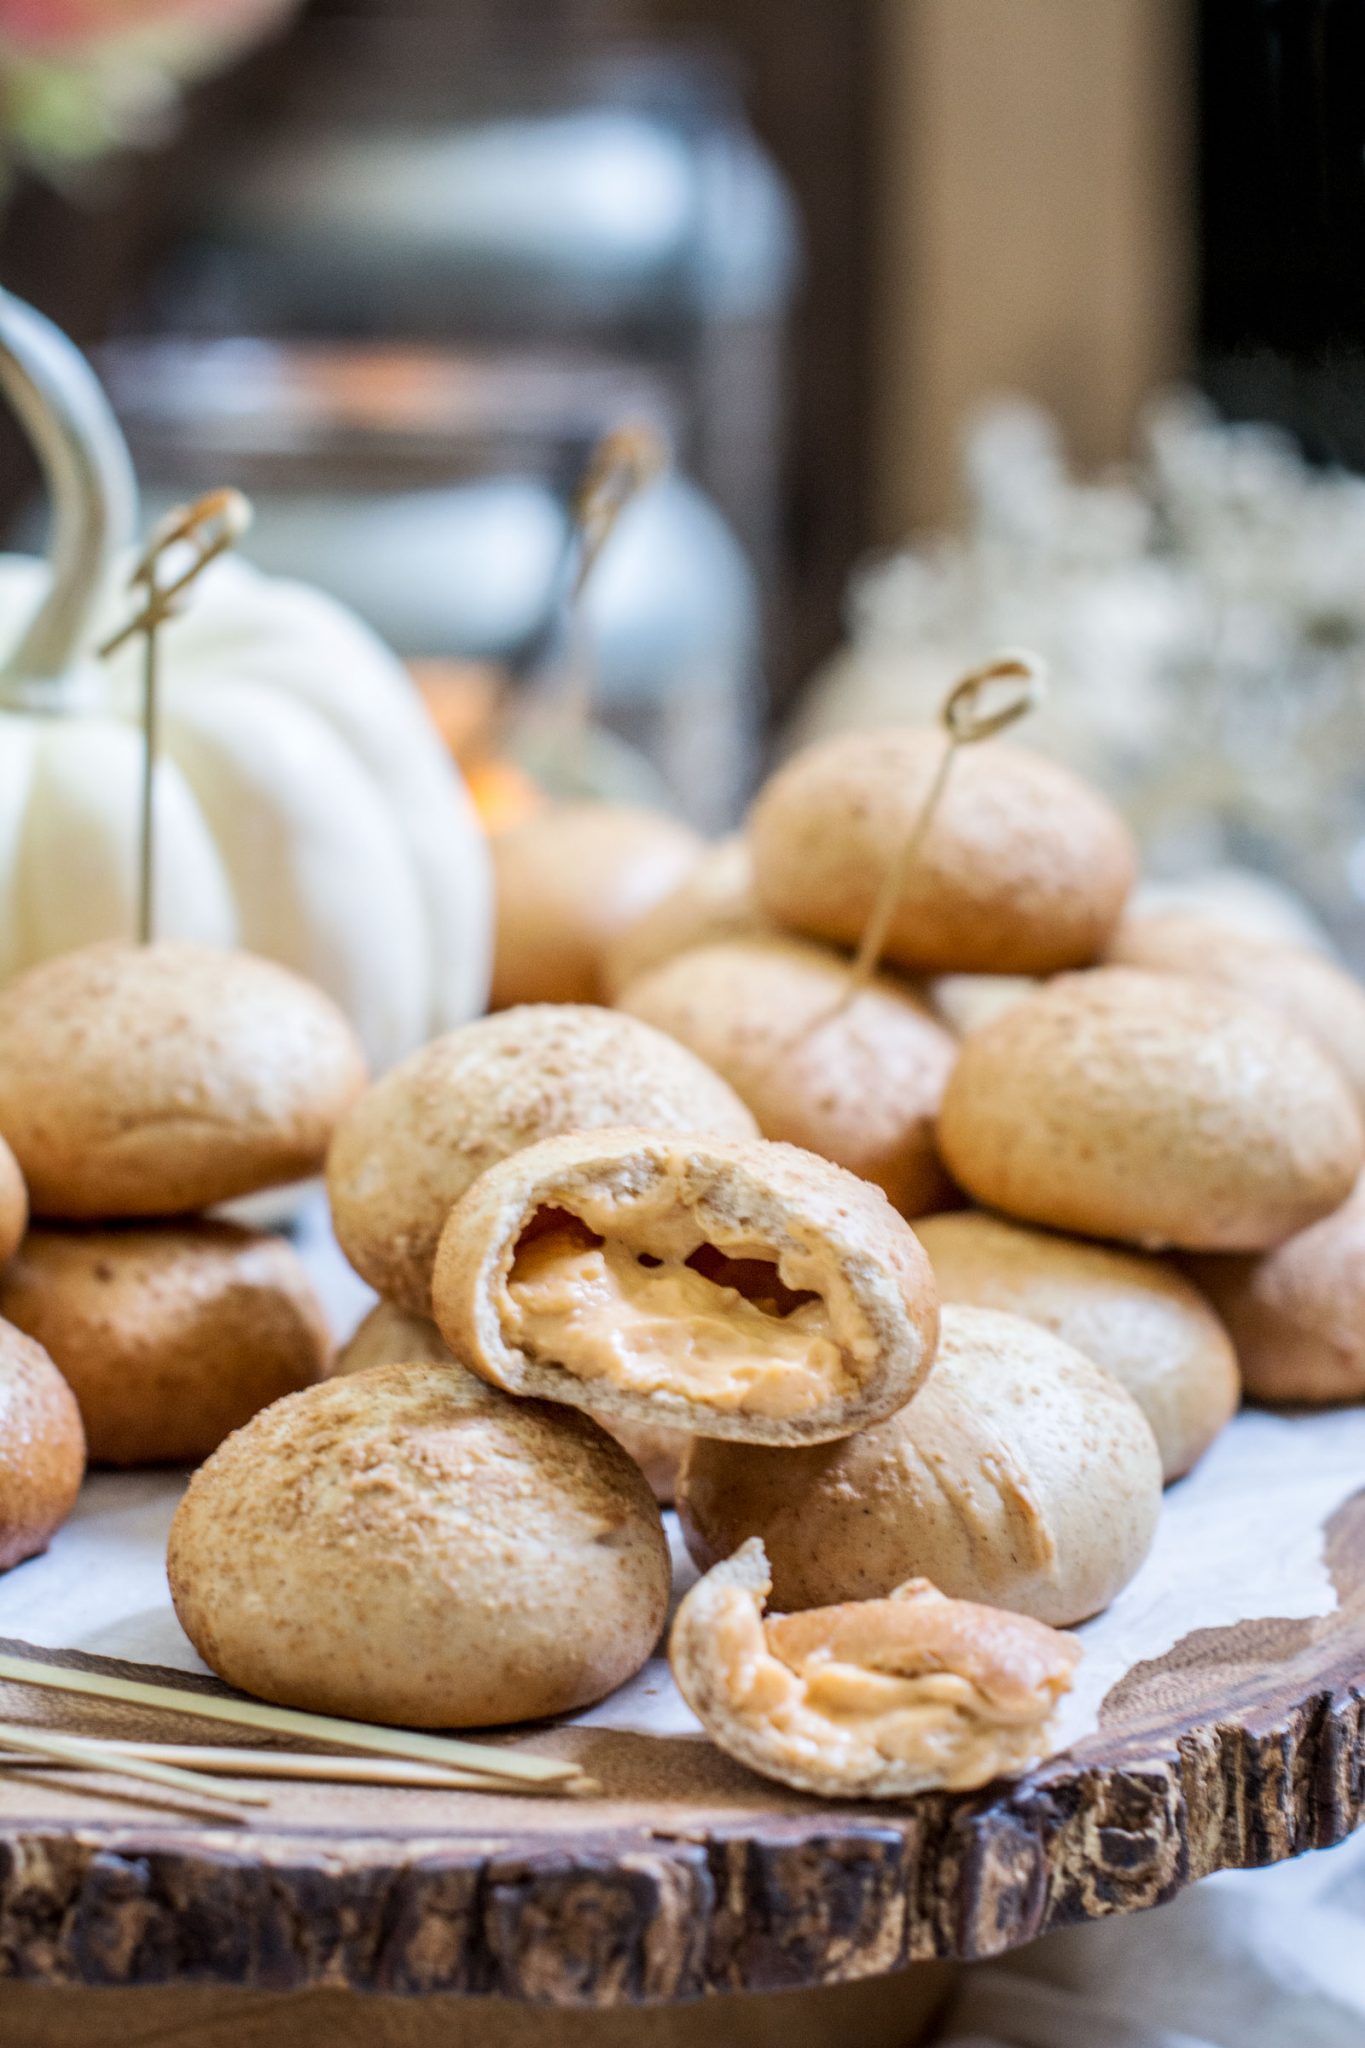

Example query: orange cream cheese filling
[503,1200,871,1421]
[670,1540,1080,1797]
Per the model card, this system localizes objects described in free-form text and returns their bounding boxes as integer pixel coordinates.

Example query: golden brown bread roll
[491,802,701,1008]
[0,942,367,1219]
[1187,1178,1365,1404]
[617,936,958,1216]
[749,726,1136,974]
[914,1210,1238,1480]
[1107,910,1365,1112]
[679,1304,1162,1626]
[432,1128,939,1447]
[327,1004,758,1315]
[670,1539,1080,1798]
[335,1299,457,1373]
[168,1361,671,1727]
[0,1221,331,1466]
[937,968,1363,1252]
[336,1298,688,1503]
[0,1318,85,1570]
[602,835,769,997]
[0,1135,26,1266]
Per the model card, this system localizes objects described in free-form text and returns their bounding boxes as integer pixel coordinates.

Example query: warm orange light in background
[0,0,291,51]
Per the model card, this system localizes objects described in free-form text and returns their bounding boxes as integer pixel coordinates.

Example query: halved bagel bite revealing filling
[670,1539,1081,1798]
[431,1130,939,1446]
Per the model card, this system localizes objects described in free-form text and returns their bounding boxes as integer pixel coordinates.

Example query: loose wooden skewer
[0,1736,572,1795]
[0,1652,583,1790]
[0,1719,267,1810]
[97,488,253,945]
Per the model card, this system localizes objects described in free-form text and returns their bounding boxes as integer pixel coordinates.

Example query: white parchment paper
[2,1203,1361,1756]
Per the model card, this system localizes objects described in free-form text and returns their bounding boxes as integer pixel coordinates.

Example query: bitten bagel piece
[1107,910,1365,1112]
[0,1222,331,1466]
[0,1319,85,1571]
[937,969,1363,1252]
[602,836,770,998]
[679,1304,1162,1625]
[0,942,367,1218]
[617,936,958,1216]
[328,1004,757,1315]
[337,1299,688,1504]
[491,802,701,1009]
[432,1129,939,1445]
[1187,1178,1365,1404]
[0,1135,26,1265]
[168,1362,671,1728]
[750,726,1136,975]
[671,1539,1080,1798]
[915,1210,1238,1480]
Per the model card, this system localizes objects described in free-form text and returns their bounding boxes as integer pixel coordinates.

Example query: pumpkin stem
[0,289,138,684]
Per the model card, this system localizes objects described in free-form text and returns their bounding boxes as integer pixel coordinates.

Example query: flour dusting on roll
[328,1004,757,1315]
[0,1221,330,1466]
[618,935,958,1216]
[336,1297,689,1504]
[938,968,1363,1252]
[169,1362,670,1727]
[0,942,366,1219]
[750,725,1136,975]
[915,1210,1239,1480]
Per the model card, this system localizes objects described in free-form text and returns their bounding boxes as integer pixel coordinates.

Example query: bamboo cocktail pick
[557,424,666,776]
[837,651,1047,1007]
[0,1652,584,1792]
[98,488,253,944]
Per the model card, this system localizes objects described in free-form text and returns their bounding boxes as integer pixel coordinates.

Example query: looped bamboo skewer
[97,488,254,944]
[556,425,667,779]
[570,424,666,602]
[839,651,1047,1003]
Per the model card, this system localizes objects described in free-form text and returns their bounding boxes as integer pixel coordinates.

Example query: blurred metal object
[100,338,759,829]
[98,337,676,494]
[152,40,797,662]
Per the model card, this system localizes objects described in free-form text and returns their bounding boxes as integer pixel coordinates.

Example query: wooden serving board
[0,1474,1359,2011]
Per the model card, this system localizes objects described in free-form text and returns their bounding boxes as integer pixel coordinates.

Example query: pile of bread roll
[0,941,366,1560]
[21,713,1365,1807]
[160,718,1365,1803]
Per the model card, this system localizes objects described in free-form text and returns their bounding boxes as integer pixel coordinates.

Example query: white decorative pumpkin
[0,290,491,1070]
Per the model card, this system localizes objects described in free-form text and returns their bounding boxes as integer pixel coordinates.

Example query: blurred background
[9,0,1365,951]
